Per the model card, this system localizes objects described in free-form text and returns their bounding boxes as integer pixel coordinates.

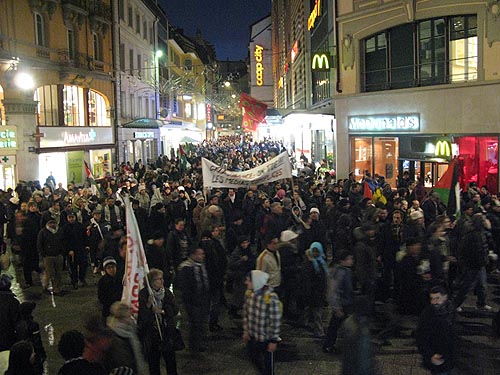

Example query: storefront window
[374,137,398,187]
[457,136,498,194]
[90,149,112,178]
[63,85,85,126]
[351,136,399,186]
[351,137,372,180]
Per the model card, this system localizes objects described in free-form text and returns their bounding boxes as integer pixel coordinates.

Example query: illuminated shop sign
[308,0,321,30]
[206,104,212,123]
[134,132,154,139]
[311,53,332,71]
[255,45,264,86]
[40,127,114,148]
[348,114,420,132]
[434,140,452,158]
[291,41,299,63]
[0,126,18,149]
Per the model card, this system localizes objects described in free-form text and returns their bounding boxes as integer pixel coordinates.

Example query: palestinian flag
[239,93,267,132]
[84,160,99,197]
[434,158,461,217]
[179,145,191,171]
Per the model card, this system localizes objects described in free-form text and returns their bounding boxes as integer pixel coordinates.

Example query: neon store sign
[348,114,420,132]
[0,127,17,149]
[308,0,321,30]
[255,45,264,86]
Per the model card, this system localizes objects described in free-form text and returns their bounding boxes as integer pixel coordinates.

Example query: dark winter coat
[416,301,456,372]
[97,274,123,318]
[37,226,64,257]
[0,290,19,351]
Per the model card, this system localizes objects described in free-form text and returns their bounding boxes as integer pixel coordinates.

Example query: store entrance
[399,160,449,188]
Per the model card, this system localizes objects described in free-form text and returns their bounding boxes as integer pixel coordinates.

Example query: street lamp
[13,72,34,90]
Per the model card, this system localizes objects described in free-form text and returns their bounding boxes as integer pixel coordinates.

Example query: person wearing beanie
[97,257,123,319]
[242,270,282,375]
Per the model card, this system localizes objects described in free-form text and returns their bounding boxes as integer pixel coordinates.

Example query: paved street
[4,256,500,375]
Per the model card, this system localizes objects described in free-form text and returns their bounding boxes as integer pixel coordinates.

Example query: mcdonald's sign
[434,140,452,159]
[311,53,332,71]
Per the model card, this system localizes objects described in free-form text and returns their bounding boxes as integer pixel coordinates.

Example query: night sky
[160,0,271,61]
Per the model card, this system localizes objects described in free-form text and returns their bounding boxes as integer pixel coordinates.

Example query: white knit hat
[251,270,269,292]
[280,230,298,242]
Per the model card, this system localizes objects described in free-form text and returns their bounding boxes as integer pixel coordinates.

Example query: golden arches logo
[311,53,331,71]
[435,140,451,158]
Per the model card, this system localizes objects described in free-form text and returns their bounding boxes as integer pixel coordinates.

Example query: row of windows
[34,13,103,62]
[120,91,156,119]
[362,15,477,91]
[119,1,155,45]
[119,44,155,81]
[35,85,109,127]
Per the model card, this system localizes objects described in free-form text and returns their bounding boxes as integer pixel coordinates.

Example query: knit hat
[280,230,298,242]
[251,270,269,292]
[103,256,117,268]
[276,189,286,198]
[310,207,320,214]
[138,184,146,192]
[410,210,424,220]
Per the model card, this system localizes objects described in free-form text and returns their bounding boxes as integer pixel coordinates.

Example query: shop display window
[351,136,399,186]
[456,136,498,194]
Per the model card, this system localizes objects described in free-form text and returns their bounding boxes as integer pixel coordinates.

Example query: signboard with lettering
[202,151,292,188]
[255,45,264,86]
[134,132,155,139]
[311,53,332,71]
[348,114,420,132]
[0,126,18,149]
[39,127,114,148]
[308,0,321,30]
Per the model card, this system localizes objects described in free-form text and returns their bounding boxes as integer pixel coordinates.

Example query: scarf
[193,260,209,293]
[152,287,165,307]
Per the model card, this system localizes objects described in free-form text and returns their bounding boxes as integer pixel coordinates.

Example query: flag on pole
[434,158,461,217]
[179,145,191,171]
[121,196,150,316]
[239,93,267,131]
[84,160,99,197]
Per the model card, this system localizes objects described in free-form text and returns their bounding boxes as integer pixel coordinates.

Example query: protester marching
[0,135,500,375]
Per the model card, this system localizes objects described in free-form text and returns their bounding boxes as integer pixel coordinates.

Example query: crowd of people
[0,135,500,375]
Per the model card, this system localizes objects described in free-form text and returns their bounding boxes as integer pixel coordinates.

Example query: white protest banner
[121,196,149,316]
[202,151,292,188]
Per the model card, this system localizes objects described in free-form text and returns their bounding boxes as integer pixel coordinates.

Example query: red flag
[239,93,267,131]
[363,181,373,199]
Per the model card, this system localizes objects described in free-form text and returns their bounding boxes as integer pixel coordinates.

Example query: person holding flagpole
[138,268,179,375]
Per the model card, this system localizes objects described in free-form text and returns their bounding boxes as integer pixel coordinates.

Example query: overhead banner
[202,152,292,188]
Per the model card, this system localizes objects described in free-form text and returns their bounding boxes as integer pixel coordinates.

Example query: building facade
[250,15,273,108]
[335,0,500,192]
[114,0,163,165]
[0,0,114,189]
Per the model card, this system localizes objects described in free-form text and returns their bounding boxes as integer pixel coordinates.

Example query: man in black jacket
[62,213,88,289]
[417,285,456,375]
[37,219,65,294]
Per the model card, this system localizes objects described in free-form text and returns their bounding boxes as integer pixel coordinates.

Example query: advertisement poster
[66,150,84,185]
